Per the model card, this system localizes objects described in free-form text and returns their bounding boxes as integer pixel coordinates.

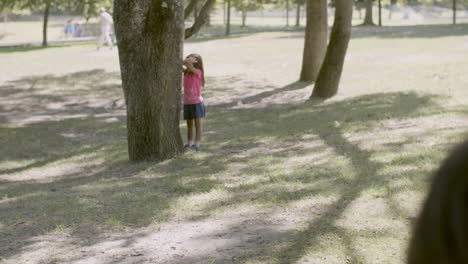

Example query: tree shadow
[169,90,463,263]
[2,69,466,263]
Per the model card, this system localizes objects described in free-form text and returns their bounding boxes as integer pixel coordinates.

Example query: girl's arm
[183,58,198,75]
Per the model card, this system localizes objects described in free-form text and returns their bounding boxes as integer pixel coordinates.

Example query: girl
[182,54,206,152]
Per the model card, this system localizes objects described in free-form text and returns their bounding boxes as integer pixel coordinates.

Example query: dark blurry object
[408,140,468,264]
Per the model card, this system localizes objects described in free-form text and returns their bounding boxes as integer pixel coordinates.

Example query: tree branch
[184,0,198,20]
[184,0,215,39]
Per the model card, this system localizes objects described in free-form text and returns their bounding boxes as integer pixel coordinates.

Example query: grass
[1,25,468,263]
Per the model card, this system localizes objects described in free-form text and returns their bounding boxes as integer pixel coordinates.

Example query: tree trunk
[241,7,247,27]
[223,0,226,24]
[42,0,51,47]
[453,0,456,25]
[299,0,328,82]
[226,0,231,35]
[114,0,185,161]
[295,2,300,27]
[378,0,382,26]
[286,0,290,27]
[311,0,353,98]
[363,0,375,25]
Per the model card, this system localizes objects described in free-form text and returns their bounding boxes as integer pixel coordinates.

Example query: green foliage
[70,0,113,19]
[0,0,112,17]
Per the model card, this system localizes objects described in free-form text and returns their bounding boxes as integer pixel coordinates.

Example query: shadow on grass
[1,70,466,263]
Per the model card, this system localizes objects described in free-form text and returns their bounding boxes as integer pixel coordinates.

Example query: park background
[1,0,468,263]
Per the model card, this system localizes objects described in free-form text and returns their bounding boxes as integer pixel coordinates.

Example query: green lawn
[0,24,467,263]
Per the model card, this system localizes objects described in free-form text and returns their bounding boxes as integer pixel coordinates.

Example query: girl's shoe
[191,145,200,152]
[184,144,193,149]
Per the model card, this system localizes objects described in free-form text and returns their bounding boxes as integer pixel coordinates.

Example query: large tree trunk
[363,0,375,25]
[311,0,353,98]
[226,0,231,35]
[299,0,328,82]
[114,0,185,161]
[295,2,300,27]
[42,0,51,47]
[378,0,382,26]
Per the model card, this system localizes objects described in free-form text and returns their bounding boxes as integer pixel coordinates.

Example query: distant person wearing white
[97,7,113,50]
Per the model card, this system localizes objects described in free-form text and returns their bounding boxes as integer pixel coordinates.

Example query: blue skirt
[183,102,206,120]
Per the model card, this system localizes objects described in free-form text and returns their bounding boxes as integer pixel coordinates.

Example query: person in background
[63,19,73,39]
[97,7,113,50]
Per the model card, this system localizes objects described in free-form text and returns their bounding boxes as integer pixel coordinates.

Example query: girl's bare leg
[195,118,202,148]
[187,119,194,146]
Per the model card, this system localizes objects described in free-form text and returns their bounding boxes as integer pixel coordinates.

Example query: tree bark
[295,2,300,27]
[311,0,353,98]
[42,0,51,47]
[226,0,231,35]
[363,0,375,25]
[223,0,226,24]
[299,0,328,82]
[114,0,185,161]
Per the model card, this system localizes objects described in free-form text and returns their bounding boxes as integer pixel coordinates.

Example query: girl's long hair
[186,53,205,86]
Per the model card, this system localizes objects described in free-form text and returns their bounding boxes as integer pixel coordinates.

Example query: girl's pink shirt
[183,69,203,105]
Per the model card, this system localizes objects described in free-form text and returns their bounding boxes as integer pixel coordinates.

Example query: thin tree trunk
[453,0,456,25]
[114,0,185,161]
[299,0,328,82]
[42,0,51,47]
[223,0,226,24]
[286,0,290,27]
[226,0,231,35]
[378,0,382,26]
[363,0,375,25]
[241,7,247,27]
[295,2,300,27]
[311,0,353,98]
